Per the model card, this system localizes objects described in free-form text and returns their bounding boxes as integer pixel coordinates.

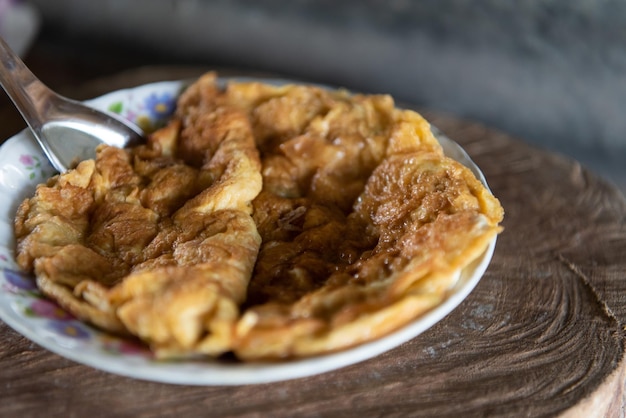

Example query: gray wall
[32,0,626,191]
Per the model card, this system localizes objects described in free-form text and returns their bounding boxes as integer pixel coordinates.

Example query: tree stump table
[0,68,625,417]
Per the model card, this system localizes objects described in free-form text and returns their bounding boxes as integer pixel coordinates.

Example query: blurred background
[3,0,626,193]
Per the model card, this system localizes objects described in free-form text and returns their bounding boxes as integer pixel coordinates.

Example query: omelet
[14,72,503,360]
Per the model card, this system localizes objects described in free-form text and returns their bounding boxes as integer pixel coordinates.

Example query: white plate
[0,78,497,385]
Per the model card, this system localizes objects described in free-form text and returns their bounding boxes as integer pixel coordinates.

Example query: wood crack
[556,253,624,334]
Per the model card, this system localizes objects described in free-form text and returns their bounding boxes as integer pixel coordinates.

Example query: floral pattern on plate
[18,154,54,181]
[1,267,150,357]
[102,85,179,133]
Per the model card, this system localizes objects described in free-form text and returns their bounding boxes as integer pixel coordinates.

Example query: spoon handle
[0,36,55,133]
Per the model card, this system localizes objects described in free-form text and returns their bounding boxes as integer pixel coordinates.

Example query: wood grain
[1,68,625,418]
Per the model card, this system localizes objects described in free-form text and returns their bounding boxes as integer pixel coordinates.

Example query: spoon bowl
[0,37,144,172]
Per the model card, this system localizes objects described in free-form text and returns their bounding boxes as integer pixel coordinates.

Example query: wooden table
[1,65,625,417]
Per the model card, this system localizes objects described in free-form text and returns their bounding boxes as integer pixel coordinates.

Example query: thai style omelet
[14,73,503,360]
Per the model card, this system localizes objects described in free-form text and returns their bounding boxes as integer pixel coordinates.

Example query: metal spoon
[0,37,144,172]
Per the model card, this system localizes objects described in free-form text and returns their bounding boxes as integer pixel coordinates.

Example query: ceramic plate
[0,78,497,385]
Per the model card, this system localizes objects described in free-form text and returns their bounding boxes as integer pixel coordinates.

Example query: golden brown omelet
[14,72,503,360]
